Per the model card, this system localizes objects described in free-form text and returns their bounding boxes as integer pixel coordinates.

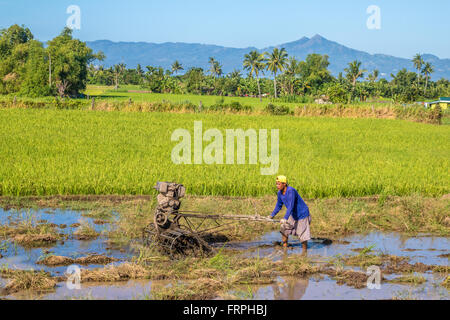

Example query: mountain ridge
[86,34,450,80]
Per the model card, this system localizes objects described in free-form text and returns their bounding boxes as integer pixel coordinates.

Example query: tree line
[90,49,449,103]
[1,24,448,103]
[0,25,103,97]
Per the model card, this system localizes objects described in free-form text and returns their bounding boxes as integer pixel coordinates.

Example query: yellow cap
[276,175,287,184]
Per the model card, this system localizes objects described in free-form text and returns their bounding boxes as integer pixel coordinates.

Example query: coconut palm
[208,57,222,93]
[243,50,266,101]
[345,60,367,103]
[208,57,222,78]
[171,60,183,75]
[265,48,288,98]
[367,69,379,83]
[284,56,300,95]
[412,54,424,87]
[422,62,434,94]
[229,69,242,79]
[113,63,126,90]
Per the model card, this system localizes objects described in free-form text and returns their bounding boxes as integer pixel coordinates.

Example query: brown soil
[332,240,351,245]
[201,233,229,243]
[37,255,74,266]
[37,255,118,267]
[13,234,58,246]
[437,253,450,259]
[75,255,118,265]
[0,195,152,209]
[73,234,99,241]
[441,276,450,289]
[93,219,109,225]
[382,260,447,274]
[387,275,426,285]
[321,267,378,289]
[80,263,150,282]
[70,223,81,228]
[59,224,67,229]
[0,269,56,295]
[152,278,225,300]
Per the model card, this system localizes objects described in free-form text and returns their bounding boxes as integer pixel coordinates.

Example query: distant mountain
[86,35,450,80]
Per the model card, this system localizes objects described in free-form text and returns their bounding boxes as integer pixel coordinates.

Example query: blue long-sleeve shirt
[270,186,310,220]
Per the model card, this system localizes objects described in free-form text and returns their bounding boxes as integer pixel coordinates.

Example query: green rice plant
[0,108,448,198]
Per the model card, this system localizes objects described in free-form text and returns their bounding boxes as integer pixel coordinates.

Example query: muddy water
[6,279,172,300]
[1,208,449,300]
[222,231,450,266]
[220,232,449,300]
[228,273,449,300]
[0,208,131,274]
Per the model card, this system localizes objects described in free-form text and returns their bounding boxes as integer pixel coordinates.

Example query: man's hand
[269,215,275,219]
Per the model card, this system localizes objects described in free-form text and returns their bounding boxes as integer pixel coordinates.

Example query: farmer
[269,175,311,254]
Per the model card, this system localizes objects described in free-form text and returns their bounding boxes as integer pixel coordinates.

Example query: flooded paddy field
[0,196,449,300]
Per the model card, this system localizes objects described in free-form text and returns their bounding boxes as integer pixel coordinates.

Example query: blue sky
[1,0,449,59]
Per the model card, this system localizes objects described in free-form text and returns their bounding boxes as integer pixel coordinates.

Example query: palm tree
[229,69,242,79]
[412,54,424,87]
[243,50,266,101]
[265,48,288,98]
[367,69,379,83]
[136,64,144,85]
[171,60,183,75]
[345,60,367,103]
[422,62,434,94]
[284,56,300,95]
[113,63,126,90]
[208,57,222,78]
[208,57,222,93]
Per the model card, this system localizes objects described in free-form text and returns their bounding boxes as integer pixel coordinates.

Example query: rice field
[84,85,296,110]
[0,108,448,197]
[83,85,410,111]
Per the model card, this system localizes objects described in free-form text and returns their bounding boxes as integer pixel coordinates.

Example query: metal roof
[428,97,450,104]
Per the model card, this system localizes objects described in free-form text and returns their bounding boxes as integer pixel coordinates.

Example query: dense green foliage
[1,24,448,103]
[0,108,448,197]
[0,25,102,97]
[88,51,450,103]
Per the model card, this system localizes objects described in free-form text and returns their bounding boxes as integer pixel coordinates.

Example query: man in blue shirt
[269,175,311,254]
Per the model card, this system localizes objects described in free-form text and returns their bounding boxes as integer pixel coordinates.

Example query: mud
[321,267,378,289]
[0,269,57,295]
[442,276,450,289]
[73,234,99,241]
[0,195,152,210]
[80,263,150,283]
[387,275,426,285]
[37,255,118,267]
[0,206,449,300]
[13,234,59,247]
[382,261,448,274]
[93,219,109,225]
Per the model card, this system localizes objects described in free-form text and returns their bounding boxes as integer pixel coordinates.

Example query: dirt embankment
[37,255,118,267]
